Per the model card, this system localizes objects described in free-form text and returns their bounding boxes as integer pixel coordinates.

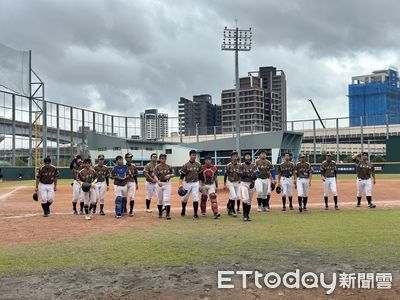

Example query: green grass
[0,209,399,274]
[1,174,400,188]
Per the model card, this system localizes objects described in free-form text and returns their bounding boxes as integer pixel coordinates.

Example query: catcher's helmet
[81,182,92,192]
[276,186,282,194]
[209,193,217,200]
[271,182,276,192]
[178,186,187,196]
[33,193,38,201]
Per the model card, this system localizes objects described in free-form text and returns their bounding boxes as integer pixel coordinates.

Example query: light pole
[222,25,252,161]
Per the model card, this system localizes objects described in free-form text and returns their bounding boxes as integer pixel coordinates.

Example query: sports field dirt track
[0,179,399,246]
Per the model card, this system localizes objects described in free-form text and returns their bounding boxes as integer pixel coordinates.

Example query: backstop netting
[0,43,30,96]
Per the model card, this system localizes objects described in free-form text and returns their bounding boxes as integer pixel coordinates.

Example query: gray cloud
[0,0,399,121]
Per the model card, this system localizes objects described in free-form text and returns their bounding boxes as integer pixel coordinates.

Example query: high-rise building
[349,67,400,126]
[178,94,221,135]
[221,66,287,133]
[140,109,168,140]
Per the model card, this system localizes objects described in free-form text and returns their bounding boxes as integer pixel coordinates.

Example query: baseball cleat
[236,209,241,214]
[158,214,162,219]
[356,203,361,208]
[335,206,340,210]
[368,203,376,208]
[289,205,294,210]
[85,215,91,220]
[231,212,237,217]
[181,209,186,217]
[100,211,105,216]
[146,208,152,213]
[79,210,85,215]
[193,214,199,219]
[72,210,78,215]
[282,207,286,211]
[264,207,270,212]
[257,206,262,212]
[243,217,248,222]
[303,207,308,212]
[299,207,303,213]
[129,211,134,217]
[325,206,329,210]
[201,213,206,217]
[214,213,221,219]
[43,213,49,217]
[115,215,121,219]
[166,214,171,220]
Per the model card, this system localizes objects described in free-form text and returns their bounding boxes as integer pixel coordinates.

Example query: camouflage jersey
[180,161,201,183]
[126,163,138,183]
[239,162,257,183]
[320,160,337,178]
[78,168,97,184]
[278,161,295,178]
[144,161,157,183]
[295,162,313,179]
[37,164,59,184]
[353,157,375,180]
[154,164,174,182]
[94,164,110,183]
[255,158,274,179]
[225,162,240,183]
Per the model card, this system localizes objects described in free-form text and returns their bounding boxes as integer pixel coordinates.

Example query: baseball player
[111,155,131,218]
[143,153,158,213]
[224,151,241,217]
[94,154,110,215]
[154,154,174,220]
[70,155,84,215]
[294,154,313,212]
[321,153,339,210]
[200,156,221,219]
[125,153,138,217]
[277,152,295,211]
[77,158,98,220]
[352,152,376,208]
[179,149,201,218]
[254,150,276,212]
[35,157,59,217]
[239,152,257,222]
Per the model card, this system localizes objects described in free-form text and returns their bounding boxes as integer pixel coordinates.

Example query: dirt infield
[0,179,399,246]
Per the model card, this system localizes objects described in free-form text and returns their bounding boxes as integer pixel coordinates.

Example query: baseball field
[0,175,399,299]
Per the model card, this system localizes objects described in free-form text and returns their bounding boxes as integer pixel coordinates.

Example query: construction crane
[308,99,325,129]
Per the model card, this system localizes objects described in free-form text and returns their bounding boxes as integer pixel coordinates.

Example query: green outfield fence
[1,162,400,181]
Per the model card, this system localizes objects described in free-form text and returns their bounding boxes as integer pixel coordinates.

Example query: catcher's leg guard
[211,200,218,215]
[200,195,207,214]
[115,196,122,216]
[121,197,127,214]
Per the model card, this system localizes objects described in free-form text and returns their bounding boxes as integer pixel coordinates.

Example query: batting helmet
[33,193,38,201]
[276,186,282,194]
[178,186,187,196]
[271,182,276,192]
[249,182,255,189]
[81,182,91,193]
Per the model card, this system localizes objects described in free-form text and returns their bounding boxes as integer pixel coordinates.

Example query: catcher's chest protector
[202,165,217,185]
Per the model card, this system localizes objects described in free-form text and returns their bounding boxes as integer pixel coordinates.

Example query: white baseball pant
[156,182,171,206]
[114,185,128,198]
[297,178,310,197]
[81,188,97,206]
[95,181,107,205]
[182,181,200,203]
[127,181,136,201]
[280,177,293,197]
[323,177,337,197]
[255,178,271,198]
[227,181,241,200]
[357,178,372,197]
[72,180,81,203]
[145,181,157,200]
[240,182,254,205]
[39,182,55,204]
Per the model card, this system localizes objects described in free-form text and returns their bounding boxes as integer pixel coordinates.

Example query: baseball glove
[276,186,282,194]
[271,182,276,192]
[81,182,92,192]
[178,186,187,196]
[33,193,38,201]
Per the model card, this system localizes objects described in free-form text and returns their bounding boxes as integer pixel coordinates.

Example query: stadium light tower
[222,24,252,160]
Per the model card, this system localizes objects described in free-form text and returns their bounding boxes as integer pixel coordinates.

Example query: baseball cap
[125,153,133,158]
[259,149,267,155]
[231,151,238,157]
[98,154,105,160]
[326,153,332,157]
[189,149,197,155]
[205,155,212,160]
[300,154,306,158]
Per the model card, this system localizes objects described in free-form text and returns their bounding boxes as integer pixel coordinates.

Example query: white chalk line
[0,201,400,220]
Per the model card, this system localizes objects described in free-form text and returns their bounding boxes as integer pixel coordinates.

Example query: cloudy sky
[1,0,399,121]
